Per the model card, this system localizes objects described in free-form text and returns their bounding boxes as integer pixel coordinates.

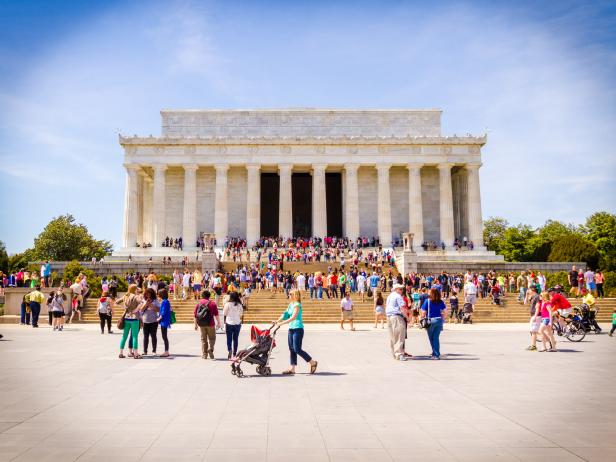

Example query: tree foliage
[32,214,113,261]
[483,217,509,254]
[483,212,613,267]
[548,234,600,268]
[582,212,616,270]
[0,241,8,274]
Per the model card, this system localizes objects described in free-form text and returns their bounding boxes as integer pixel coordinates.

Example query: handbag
[420,300,432,329]
[117,311,126,330]
[170,311,177,325]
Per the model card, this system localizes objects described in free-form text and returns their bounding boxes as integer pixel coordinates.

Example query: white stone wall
[421,167,440,243]
[161,109,442,138]
[390,166,409,242]
[196,167,216,234]
[164,167,184,239]
[358,167,378,237]
[227,167,247,238]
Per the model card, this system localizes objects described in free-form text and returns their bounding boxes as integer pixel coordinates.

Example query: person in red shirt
[549,287,571,334]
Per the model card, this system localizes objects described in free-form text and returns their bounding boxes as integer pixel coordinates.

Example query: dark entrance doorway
[260,173,279,236]
[326,172,343,237]
[292,173,312,237]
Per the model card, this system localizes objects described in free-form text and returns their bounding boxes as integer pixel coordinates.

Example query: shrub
[549,235,600,268]
[545,271,568,289]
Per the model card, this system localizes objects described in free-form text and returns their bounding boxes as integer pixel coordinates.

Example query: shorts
[375,306,384,314]
[358,287,365,293]
[342,310,354,321]
[52,311,64,319]
[193,284,201,292]
[464,294,477,305]
[587,282,596,290]
[541,318,550,326]
[558,308,572,316]
[529,319,541,333]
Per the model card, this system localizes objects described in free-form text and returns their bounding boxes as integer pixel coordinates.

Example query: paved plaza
[0,323,614,462]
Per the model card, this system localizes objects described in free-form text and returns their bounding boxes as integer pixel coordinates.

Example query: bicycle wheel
[566,322,586,342]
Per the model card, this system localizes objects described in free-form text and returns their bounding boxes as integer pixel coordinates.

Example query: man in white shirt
[356,273,367,301]
[182,270,192,300]
[463,280,478,308]
[386,284,409,361]
[340,293,355,331]
[297,273,306,292]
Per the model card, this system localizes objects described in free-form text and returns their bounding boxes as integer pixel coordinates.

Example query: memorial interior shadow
[261,173,280,236]
[292,173,312,237]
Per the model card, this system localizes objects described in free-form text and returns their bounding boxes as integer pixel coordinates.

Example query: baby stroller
[462,303,474,324]
[231,323,279,378]
[576,304,602,334]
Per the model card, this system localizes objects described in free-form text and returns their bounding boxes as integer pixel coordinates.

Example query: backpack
[196,301,213,327]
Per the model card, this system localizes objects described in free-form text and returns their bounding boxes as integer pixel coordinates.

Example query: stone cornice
[119,135,487,146]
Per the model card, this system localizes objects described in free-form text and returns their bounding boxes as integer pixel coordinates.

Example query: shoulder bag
[420,300,432,329]
[117,309,127,330]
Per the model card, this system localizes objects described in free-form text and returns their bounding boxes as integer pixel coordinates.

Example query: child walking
[609,308,616,337]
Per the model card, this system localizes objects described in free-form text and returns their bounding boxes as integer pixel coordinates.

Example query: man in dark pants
[28,285,46,328]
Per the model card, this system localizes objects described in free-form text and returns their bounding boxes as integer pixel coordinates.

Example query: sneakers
[398,355,407,361]
[208,352,215,360]
[526,345,537,351]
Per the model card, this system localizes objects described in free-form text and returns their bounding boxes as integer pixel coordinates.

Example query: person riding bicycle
[548,286,571,335]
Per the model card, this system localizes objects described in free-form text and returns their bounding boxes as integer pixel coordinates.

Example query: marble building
[116,109,497,258]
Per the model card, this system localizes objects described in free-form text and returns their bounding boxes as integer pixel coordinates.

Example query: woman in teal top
[275,289,318,375]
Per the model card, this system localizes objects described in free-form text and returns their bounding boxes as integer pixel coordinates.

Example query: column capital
[214,164,229,174]
[246,163,261,172]
[183,164,199,172]
[437,162,454,171]
[344,163,359,174]
[466,162,482,170]
[278,164,293,175]
[407,163,424,171]
[312,163,327,173]
[124,163,142,172]
[152,164,168,173]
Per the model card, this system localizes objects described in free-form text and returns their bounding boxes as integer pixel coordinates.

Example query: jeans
[288,328,312,366]
[20,303,31,325]
[98,313,112,333]
[310,287,316,299]
[426,318,443,358]
[225,323,241,355]
[317,287,323,299]
[161,327,169,351]
[143,322,158,353]
[518,287,527,302]
[29,302,41,327]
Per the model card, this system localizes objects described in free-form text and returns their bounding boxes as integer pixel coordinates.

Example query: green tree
[548,234,600,268]
[0,241,8,273]
[8,249,35,272]
[527,220,578,261]
[582,212,616,270]
[500,224,534,262]
[483,217,509,254]
[32,214,113,261]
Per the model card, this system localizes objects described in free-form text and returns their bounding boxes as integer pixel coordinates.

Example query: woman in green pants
[115,284,143,359]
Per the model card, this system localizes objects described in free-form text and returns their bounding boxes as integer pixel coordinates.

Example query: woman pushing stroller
[274,289,318,375]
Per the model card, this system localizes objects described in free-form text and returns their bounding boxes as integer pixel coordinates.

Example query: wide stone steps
[78,295,615,324]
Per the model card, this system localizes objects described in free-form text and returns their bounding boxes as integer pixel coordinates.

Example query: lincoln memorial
[116,109,500,262]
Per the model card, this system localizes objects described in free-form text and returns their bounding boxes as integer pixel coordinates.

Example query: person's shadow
[411,353,479,361]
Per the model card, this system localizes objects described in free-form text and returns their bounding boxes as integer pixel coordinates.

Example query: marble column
[408,163,424,249]
[438,163,455,248]
[376,164,392,247]
[182,164,198,248]
[312,164,327,237]
[142,177,153,245]
[246,164,261,245]
[344,163,360,242]
[122,164,140,248]
[214,164,229,244]
[152,164,167,248]
[278,164,293,238]
[466,163,485,249]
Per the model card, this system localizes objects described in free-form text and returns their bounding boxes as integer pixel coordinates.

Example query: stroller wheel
[264,367,271,376]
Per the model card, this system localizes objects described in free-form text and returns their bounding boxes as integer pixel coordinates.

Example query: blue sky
[1,0,615,254]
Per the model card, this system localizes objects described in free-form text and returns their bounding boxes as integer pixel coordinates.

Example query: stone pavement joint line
[0,324,614,462]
